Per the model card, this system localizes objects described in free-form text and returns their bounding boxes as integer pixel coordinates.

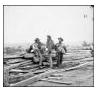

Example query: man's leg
[49,53,53,68]
[57,52,60,67]
[60,53,63,65]
[38,51,43,66]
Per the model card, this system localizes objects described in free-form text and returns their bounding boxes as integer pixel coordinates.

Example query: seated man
[30,38,43,66]
[55,37,66,67]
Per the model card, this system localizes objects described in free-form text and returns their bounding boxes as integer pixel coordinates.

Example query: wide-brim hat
[35,38,40,42]
[47,35,51,38]
[58,37,63,41]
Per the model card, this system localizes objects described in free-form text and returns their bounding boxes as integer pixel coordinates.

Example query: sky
[4,6,93,45]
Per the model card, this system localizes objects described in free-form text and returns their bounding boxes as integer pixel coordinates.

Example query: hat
[47,35,51,38]
[35,38,40,42]
[58,37,63,41]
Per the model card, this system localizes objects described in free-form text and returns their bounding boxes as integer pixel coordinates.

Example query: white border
[0,0,98,93]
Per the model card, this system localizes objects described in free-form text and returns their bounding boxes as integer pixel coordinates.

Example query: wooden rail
[5,60,32,70]
[11,61,91,87]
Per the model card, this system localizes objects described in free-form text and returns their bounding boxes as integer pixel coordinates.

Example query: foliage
[4,46,24,55]
[81,41,93,50]
[82,41,90,47]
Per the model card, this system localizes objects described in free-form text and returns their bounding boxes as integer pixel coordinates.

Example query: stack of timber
[4,53,51,86]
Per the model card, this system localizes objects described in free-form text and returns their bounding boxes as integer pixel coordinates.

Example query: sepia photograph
[3,5,94,87]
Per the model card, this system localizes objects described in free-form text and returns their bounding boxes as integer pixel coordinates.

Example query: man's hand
[45,48,48,51]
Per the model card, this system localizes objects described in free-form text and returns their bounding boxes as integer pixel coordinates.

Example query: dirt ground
[28,59,93,87]
[4,49,94,87]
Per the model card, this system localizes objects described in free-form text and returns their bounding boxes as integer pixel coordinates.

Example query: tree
[82,41,90,47]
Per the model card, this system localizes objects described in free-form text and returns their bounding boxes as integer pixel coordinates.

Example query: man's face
[47,36,50,40]
[58,39,62,43]
[35,39,39,43]
[37,40,40,43]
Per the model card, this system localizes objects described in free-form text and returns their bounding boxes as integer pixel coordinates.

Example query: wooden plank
[41,78,72,85]
[62,57,93,64]
[17,61,33,67]
[3,52,65,60]
[18,64,38,69]
[10,68,38,78]
[4,55,23,59]
[11,62,91,87]
[7,59,26,64]
[10,68,55,86]
[63,55,91,61]
[10,69,30,73]
[10,65,46,73]
[5,60,32,70]
[23,53,34,58]
[10,68,48,79]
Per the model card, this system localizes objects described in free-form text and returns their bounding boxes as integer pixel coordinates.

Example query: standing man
[46,35,54,68]
[55,37,66,67]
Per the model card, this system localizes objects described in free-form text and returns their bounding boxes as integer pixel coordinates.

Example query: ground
[4,48,94,87]
[28,60,93,87]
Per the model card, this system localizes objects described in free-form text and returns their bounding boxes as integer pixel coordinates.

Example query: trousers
[56,52,63,67]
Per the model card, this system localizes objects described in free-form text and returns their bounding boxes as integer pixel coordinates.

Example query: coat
[46,39,54,51]
[55,43,66,54]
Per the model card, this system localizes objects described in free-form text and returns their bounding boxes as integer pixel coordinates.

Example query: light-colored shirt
[56,43,66,54]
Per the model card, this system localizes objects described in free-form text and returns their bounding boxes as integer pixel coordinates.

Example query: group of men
[28,35,66,68]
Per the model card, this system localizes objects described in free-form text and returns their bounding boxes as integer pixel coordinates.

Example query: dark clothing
[55,43,66,54]
[55,42,66,67]
[56,52,63,67]
[27,45,33,53]
[37,42,42,50]
[46,39,54,51]
[46,38,54,68]
[28,41,43,66]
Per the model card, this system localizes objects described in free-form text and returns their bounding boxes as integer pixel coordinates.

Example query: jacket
[46,39,54,51]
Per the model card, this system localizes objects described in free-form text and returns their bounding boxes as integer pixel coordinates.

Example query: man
[46,35,55,68]
[30,38,43,67]
[55,37,66,67]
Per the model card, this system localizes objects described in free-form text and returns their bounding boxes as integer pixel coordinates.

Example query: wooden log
[23,53,34,58]
[62,57,93,63]
[63,55,91,61]
[9,67,45,84]
[4,55,23,59]
[9,68,48,84]
[10,68,55,86]
[41,78,72,85]
[10,67,48,79]
[4,53,35,59]
[10,69,30,73]
[32,68,49,74]
[9,57,93,84]
[5,60,32,70]
[10,65,45,73]
[7,59,27,64]
[11,62,91,87]
[17,61,33,67]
